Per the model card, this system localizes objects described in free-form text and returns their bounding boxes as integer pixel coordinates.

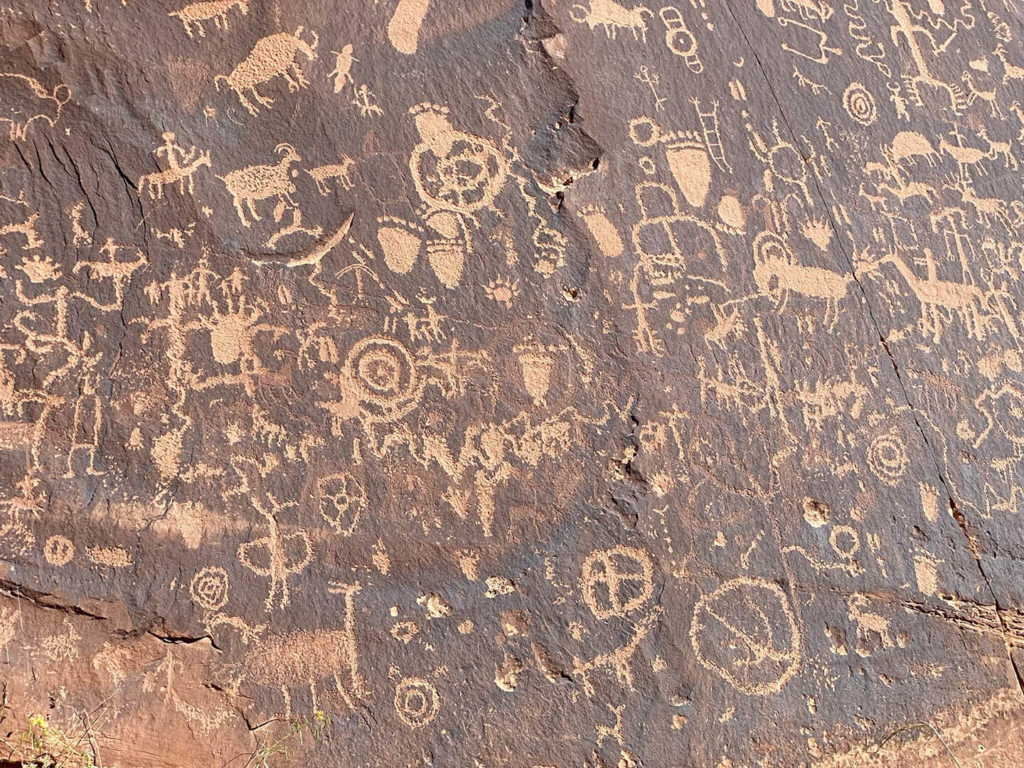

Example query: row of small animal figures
[138,142,354,227]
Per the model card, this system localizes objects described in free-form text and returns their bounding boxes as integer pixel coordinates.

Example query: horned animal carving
[0,74,71,142]
[215,27,318,114]
[217,144,302,227]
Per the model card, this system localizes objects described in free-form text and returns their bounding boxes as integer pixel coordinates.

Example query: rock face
[1,0,1024,765]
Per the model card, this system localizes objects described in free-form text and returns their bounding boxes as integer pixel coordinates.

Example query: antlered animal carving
[976,126,1018,170]
[0,74,71,142]
[881,250,990,342]
[215,27,318,115]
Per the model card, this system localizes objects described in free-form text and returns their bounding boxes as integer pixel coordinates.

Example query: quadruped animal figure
[880,249,991,342]
[752,230,854,330]
[307,156,356,195]
[241,582,366,716]
[218,144,302,227]
[571,0,653,42]
[169,0,249,40]
[0,74,71,142]
[215,27,319,115]
[139,151,212,200]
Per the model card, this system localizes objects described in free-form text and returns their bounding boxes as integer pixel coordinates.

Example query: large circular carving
[343,335,422,421]
[690,577,801,696]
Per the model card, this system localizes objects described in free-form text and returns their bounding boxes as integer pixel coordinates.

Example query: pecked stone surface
[1,0,1024,765]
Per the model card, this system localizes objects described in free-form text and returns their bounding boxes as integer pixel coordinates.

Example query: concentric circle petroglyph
[868,431,908,486]
[395,677,441,728]
[190,566,229,612]
[342,335,423,421]
[843,82,878,126]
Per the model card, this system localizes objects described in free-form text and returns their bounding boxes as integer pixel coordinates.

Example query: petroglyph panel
[1,0,1024,764]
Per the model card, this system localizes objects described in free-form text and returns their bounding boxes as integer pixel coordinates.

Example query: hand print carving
[4,0,1024,762]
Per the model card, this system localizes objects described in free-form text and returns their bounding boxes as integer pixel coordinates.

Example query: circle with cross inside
[580,545,655,621]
